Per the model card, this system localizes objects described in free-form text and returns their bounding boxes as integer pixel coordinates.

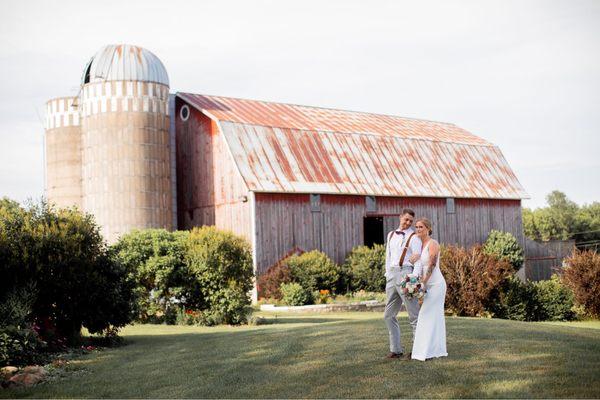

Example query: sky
[0,0,598,209]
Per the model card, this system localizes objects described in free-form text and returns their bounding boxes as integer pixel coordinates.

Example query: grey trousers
[383,267,421,354]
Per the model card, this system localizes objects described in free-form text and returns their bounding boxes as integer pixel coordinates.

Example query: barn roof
[177,93,528,200]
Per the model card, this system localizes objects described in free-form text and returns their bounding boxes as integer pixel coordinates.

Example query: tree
[573,202,600,248]
[0,199,137,342]
[522,207,537,240]
[546,191,578,240]
[522,191,600,248]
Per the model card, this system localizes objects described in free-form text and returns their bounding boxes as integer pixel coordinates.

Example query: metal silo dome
[81,44,169,86]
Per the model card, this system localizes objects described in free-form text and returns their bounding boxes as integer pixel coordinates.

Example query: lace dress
[411,241,448,361]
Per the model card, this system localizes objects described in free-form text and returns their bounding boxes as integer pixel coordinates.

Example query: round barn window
[180,105,190,121]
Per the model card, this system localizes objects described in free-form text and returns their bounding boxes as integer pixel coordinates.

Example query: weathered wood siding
[254,193,522,275]
[524,239,575,281]
[175,100,252,242]
[377,197,524,247]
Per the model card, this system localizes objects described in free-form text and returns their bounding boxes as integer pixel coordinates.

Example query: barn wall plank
[175,102,252,242]
[253,194,523,275]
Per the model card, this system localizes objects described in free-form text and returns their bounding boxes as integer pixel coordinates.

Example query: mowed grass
[4,312,600,399]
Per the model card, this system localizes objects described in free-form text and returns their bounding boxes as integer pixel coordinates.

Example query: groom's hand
[409,254,420,264]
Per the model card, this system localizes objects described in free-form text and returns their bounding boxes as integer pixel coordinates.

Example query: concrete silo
[79,44,173,242]
[45,97,82,209]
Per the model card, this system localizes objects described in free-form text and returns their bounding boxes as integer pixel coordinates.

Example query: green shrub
[561,249,600,318]
[440,245,513,317]
[534,275,576,321]
[489,276,541,321]
[80,252,138,334]
[490,275,576,322]
[286,250,341,293]
[0,326,46,367]
[483,230,524,272]
[0,199,136,342]
[344,244,386,292]
[280,283,312,306]
[184,226,253,325]
[114,226,256,326]
[0,282,47,367]
[0,282,37,328]
[111,229,189,323]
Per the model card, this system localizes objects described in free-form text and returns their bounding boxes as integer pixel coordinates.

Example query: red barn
[175,93,528,284]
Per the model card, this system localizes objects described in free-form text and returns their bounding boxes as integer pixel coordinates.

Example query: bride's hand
[409,254,420,264]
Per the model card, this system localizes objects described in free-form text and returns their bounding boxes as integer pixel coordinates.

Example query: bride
[410,218,447,361]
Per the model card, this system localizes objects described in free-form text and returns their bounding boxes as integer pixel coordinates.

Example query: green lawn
[4,312,600,398]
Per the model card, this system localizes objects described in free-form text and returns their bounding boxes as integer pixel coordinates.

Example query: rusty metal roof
[178,93,528,200]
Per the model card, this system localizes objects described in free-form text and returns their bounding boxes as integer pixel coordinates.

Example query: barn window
[310,194,320,212]
[366,196,376,213]
[446,198,455,214]
[180,105,190,121]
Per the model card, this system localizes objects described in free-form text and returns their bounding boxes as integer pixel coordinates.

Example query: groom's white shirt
[385,227,422,279]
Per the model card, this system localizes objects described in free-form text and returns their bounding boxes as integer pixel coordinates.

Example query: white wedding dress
[411,241,448,361]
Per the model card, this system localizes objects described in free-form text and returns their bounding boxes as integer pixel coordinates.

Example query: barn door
[363,216,384,247]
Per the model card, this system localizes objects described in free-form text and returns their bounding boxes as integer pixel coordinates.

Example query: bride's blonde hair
[416,218,433,236]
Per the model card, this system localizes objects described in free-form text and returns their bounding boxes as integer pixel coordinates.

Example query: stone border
[260,300,385,313]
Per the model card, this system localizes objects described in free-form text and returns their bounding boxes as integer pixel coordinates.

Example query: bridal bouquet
[399,274,426,300]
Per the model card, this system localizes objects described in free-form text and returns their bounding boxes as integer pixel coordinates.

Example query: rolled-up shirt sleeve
[409,236,423,266]
[384,231,392,279]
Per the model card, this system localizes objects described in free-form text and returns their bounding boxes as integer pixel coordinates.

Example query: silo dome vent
[81,44,169,86]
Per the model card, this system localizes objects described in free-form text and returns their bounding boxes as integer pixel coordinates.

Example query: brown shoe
[386,352,403,359]
[401,352,412,360]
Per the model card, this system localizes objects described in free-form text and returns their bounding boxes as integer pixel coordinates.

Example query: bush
[114,226,256,326]
[0,199,136,342]
[184,226,253,325]
[280,283,312,306]
[80,252,138,334]
[562,249,600,318]
[441,245,512,317]
[534,275,576,321]
[111,229,189,323]
[257,262,293,300]
[483,230,524,272]
[490,275,576,321]
[489,275,541,321]
[286,250,341,293]
[0,282,47,367]
[344,244,386,292]
[313,289,332,304]
[0,282,37,328]
[0,326,46,367]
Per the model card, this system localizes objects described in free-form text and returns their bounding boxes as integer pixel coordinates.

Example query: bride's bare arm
[422,241,440,284]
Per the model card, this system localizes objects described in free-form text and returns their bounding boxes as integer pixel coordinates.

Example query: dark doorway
[364,216,384,247]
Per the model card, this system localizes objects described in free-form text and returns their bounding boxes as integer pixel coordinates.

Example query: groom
[383,208,422,359]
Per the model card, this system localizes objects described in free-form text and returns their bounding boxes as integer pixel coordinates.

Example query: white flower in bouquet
[399,274,426,299]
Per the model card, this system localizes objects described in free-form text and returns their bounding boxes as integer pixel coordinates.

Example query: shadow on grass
[260,316,347,324]
[5,315,600,399]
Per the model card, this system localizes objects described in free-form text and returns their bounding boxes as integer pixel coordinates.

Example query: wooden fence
[524,239,575,281]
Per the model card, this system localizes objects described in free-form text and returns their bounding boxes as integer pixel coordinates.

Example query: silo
[45,96,82,209]
[80,44,172,242]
